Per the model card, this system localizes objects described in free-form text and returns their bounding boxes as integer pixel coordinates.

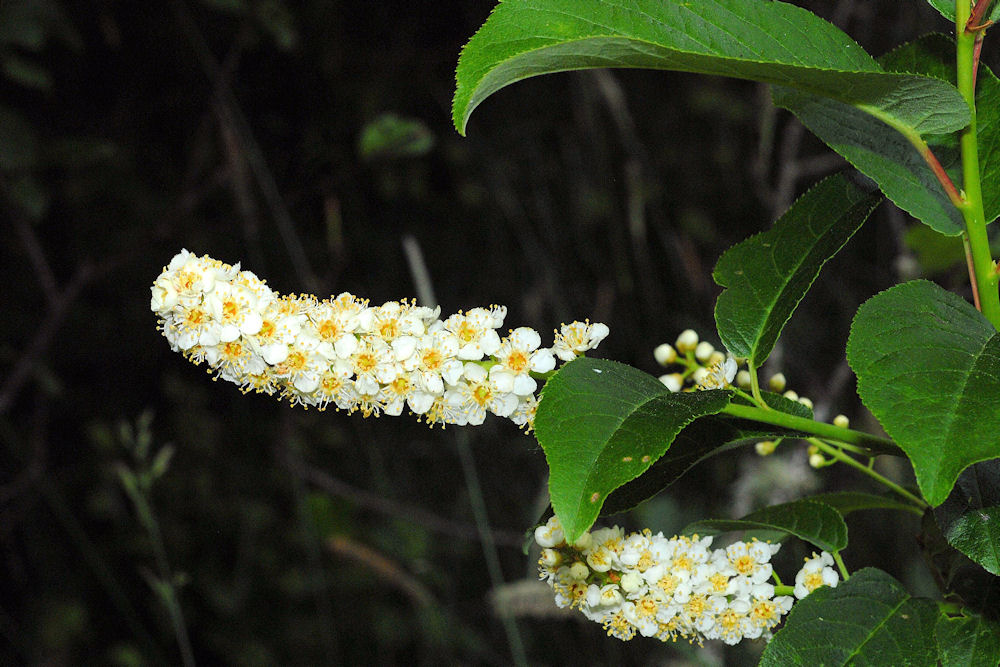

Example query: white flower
[489,327,555,396]
[509,394,538,431]
[204,281,267,342]
[442,306,505,360]
[358,300,435,341]
[445,363,518,424]
[724,540,780,586]
[794,551,839,599]
[534,516,565,548]
[307,293,365,359]
[344,337,397,395]
[404,330,463,394]
[163,302,221,351]
[551,320,610,361]
[271,341,329,395]
[697,355,738,390]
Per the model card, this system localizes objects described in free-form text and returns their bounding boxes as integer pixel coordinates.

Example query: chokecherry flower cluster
[534,516,838,645]
[150,250,608,429]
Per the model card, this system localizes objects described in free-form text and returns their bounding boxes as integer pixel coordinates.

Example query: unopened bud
[654,343,677,366]
[736,370,752,389]
[809,453,826,469]
[540,548,561,568]
[692,367,710,385]
[798,396,813,409]
[659,373,683,393]
[782,390,799,402]
[572,531,593,551]
[755,440,777,456]
[620,572,642,593]
[769,373,787,393]
[694,341,715,362]
[833,414,850,429]
[569,562,590,580]
[707,350,726,367]
[675,329,699,353]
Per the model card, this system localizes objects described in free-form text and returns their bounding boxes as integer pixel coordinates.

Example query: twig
[327,536,436,608]
[454,429,528,667]
[13,216,59,305]
[276,444,524,548]
[169,0,320,294]
[0,260,95,415]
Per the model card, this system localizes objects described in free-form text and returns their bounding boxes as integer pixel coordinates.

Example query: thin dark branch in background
[13,216,59,306]
[0,259,95,415]
[0,400,48,507]
[169,0,320,294]
[327,535,436,607]
[275,443,524,549]
[280,416,339,661]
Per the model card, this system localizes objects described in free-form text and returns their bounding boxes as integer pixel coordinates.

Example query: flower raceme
[534,516,838,645]
[150,250,609,428]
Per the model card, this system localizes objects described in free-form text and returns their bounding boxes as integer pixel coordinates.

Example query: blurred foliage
[0,0,989,664]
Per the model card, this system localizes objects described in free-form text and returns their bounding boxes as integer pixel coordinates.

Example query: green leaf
[805,491,919,517]
[935,460,1000,576]
[936,613,1000,667]
[714,173,881,366]
[847,280,1000,506]
[684,499,848,552]
[453,0,969,137]
[904,224,967,274]
[920,510,1000,622]
[601,392,810,516]
[926,1,1000,24]
[357,113,435,161]
[534,357,731,541]
[761,568,939,666]
[775,35,1000,235]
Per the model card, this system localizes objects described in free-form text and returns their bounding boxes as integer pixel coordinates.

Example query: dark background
[0,1,984,664]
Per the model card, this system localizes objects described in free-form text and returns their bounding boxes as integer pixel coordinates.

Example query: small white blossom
[794,551,839,599]
[552,320,610,361]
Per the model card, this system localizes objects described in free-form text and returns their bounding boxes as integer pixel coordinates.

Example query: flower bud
[706,350,726,367]
[569,561,590,580]
[620,571,642,593]
[691,367,709,385]
[833,414,850,429]
[540,548,562,568]
[755,440,777,456]
[808,452,825,469]
[736,370,752,389]
[768,373,786,393]
[675,329,699,353]
[654,343,677,366]
[798,396,813,409]
[694,341,715,362]
[782,390,798,402]
[659,373,683,393]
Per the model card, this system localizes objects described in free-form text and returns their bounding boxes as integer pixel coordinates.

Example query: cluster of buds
[653,329,737,392]
[653,330,853,461]
[150,250,609,429]
[534,517,838,645]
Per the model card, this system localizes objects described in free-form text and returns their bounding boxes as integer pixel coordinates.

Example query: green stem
[957,0,1000,328]
[810,439,928,510]
[721,403,901,455]
[832,551,850,581]
[748,365,768,409]
[774,584,794,598]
